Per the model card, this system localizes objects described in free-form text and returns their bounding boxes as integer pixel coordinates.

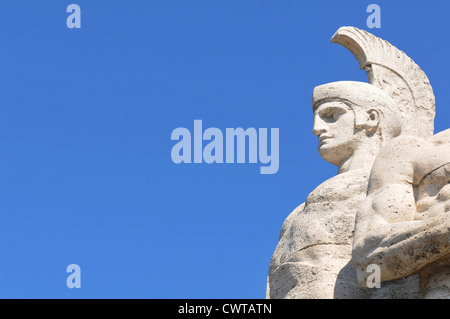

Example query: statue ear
[355,108,380,135]
[366,109,380,132]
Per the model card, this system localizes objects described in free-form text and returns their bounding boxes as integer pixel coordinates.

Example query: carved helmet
[313,27,436,140]
[313,81,402,142]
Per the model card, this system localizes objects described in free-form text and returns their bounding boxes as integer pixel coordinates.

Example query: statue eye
[322,108,340,120]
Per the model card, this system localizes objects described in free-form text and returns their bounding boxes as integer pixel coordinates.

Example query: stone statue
[267,27,436,299]
[353,129,450,299]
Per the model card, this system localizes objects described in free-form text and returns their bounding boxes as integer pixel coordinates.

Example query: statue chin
[318,145,344,167]
[318,151,338,167]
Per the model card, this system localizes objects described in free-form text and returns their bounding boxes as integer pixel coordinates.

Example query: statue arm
[353,182,450,287]
[352,135,450,287]
[267,202,306,297]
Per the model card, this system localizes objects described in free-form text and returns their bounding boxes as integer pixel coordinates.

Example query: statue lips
[318,135,332,146]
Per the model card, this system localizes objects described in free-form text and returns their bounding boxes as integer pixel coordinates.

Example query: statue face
[313,100,359,166]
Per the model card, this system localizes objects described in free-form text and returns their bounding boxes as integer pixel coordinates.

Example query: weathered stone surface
[353,129,450,298]
[268,26,443,299]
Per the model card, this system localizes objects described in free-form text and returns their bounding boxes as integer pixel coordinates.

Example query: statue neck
[337,141,381,175]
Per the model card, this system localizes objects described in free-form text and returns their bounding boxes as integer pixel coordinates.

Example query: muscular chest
[304,170,369,213]
[286,171,370,246]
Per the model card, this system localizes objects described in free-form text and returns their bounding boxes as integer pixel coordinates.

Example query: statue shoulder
[368,135,430,192]
[413,129,450,184]
[279,203,305,240]
[426,128,450,146]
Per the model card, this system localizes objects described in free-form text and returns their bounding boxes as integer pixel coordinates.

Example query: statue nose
[312,117,327,136]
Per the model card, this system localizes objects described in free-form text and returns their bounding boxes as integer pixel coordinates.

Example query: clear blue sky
[0,1,448,298]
